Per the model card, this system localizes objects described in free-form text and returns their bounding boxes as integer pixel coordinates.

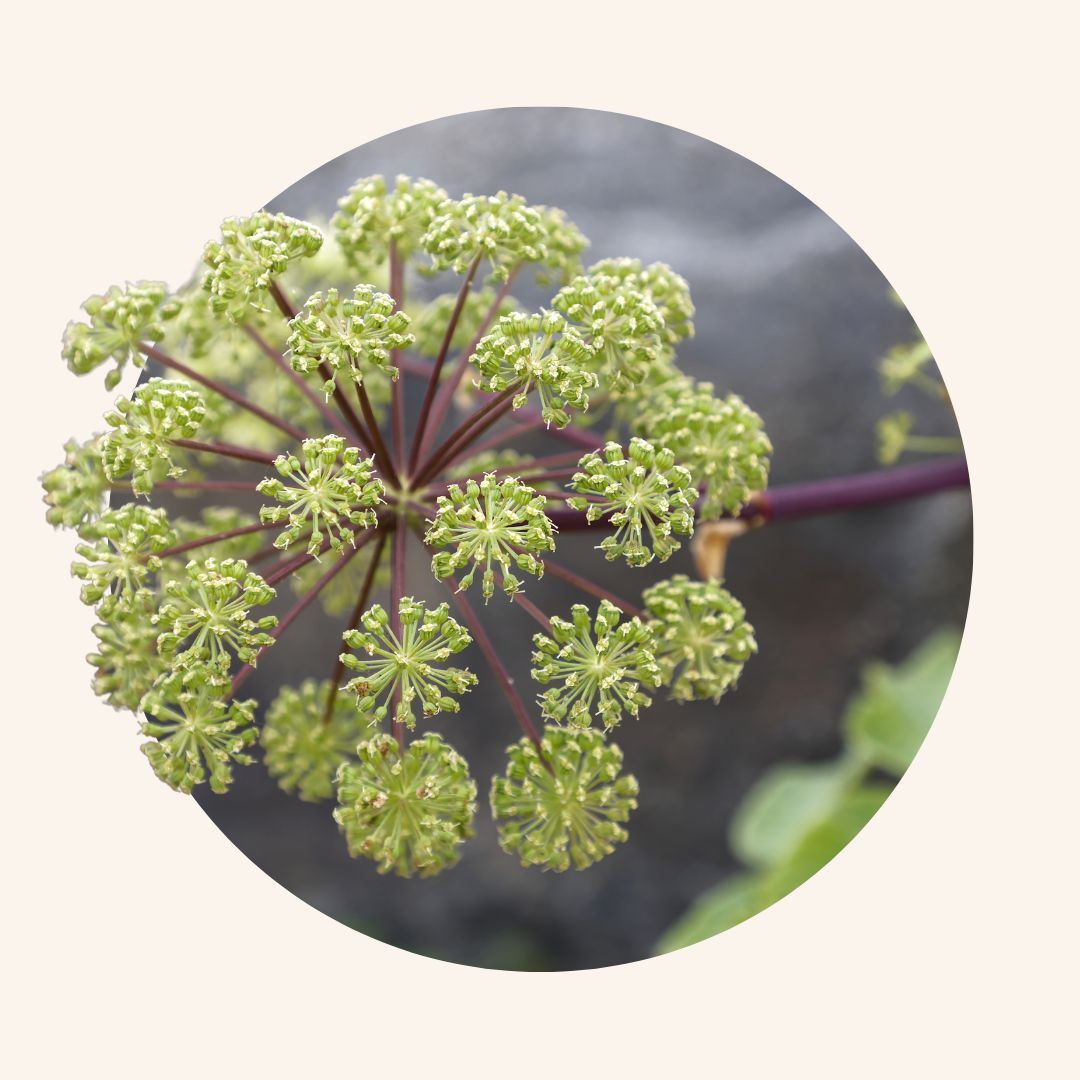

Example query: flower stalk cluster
[44,170,968,882]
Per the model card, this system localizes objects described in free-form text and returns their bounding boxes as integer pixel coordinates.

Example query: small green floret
[72,504,175,613]
[62,282,180,389]
[491,726,639,871]
[554,272,665,391]
[257,435,383,556]
[645,380,771,517]
[426,474,555,600]
[334,731,477,877]
[471,310,597,428]
[202,212,323,322]
[262,680,370,802]
[100,378,206,496]
[154,557,277,673]
[341,599,477,730]
[587,257,695,347]
[880,338,935,395]
[642,574,757,703]
[333,174,449,267]
[42,436,109,530]
[421,192,547,282]
[569,438,696,566]
[287,285,413,397]
[87,590,167,712]
[141,668,258,794]
[531,599,661,729]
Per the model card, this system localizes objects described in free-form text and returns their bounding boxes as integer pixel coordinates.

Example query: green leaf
[763,784,893,900]
[730,756,862,869]
[844,628,961,776]
[655,874,767,953]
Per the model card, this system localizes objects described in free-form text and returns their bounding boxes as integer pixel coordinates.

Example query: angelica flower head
[287,285,413,397]
[100,378,206,496]
[645,380,771,517]
[422,191,549,282]
[531,599,661,729]
[141,667,258,795]
[333,174,449,268]
[202,212,323,322]
[587,257,695,347]
[87,590,167,712]
[334,731,477,878]
[553,273,665,392]
[569,438,696,566]
[71,503,175,613]
[490,726,639,872]
[262,679,372,803]
[257,435,384,557]
[471,310,597,429]
[154,557,277,673]
[426,474,555,601]
[42,436,109,530]
[62,282,180,389]
[341,599,477,730]
[642,574,757,703]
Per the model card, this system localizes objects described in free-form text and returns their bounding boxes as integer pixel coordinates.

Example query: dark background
[194,108,971,970]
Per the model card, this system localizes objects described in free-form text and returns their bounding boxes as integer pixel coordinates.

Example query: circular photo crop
[46,108,971,970]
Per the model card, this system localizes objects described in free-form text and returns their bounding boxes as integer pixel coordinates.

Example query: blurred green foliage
[656,628,961,954]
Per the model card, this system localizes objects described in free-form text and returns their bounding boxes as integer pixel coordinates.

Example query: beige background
[3,1,1076,1075]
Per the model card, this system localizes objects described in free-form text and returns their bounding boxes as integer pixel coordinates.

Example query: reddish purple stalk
[231,529,377,694]
[321,530,389,726]
[242,324,353,440]
[389,520,408,749]
[140,341,306,443]
[419,268,519,460]
[439,570,544,751]
[409,253,484,473]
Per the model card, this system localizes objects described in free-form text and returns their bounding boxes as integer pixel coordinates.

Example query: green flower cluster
[334,732,477,877]
[141,668,258,795]
[48,171,771,875]
[569,438,696,566]
[287,285,413,397]
[426,474,555,600]
[588,257,695,347]
[341,599,477,730]
[262,679,370,803]
[202,212,323,322]
[71,503,175,613]
[531,599,661,729]
[41,436,109,529]
[62,282,180,389]
[257,435,384,556]
[554,272,665,391]
[154,557,277,673]
[421,191,547,282]
[471,310,597,428]
[333,174,449,269]
[642,575,757,703]
[101,378,206,495]
[490,726,639,872]
[87,590,166,712]
[645,381,771,517]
